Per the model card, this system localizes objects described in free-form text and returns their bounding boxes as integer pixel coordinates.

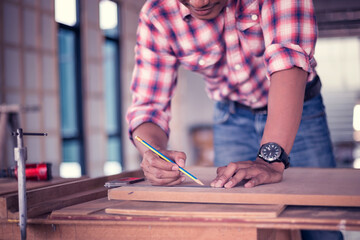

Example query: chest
[171,1,265,73]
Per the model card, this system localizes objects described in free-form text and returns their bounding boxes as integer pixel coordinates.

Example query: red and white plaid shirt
[127,0,318,137]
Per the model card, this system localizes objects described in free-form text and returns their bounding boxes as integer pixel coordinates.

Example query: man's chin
[191,12,218,20]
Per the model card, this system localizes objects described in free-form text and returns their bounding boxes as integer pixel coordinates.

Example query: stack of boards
[104,167,360,219]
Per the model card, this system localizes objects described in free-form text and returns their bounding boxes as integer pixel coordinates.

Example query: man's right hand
[132,122,187,186]
[140,149,187,186]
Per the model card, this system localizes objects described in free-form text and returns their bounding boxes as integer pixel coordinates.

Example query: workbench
[1,167,360,240]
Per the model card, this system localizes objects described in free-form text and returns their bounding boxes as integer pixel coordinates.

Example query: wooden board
[51,198,284,219]
[0,177,85,196]
[0,169,144,219]
[108,167,360,207]
[105,201,285,219]
[50,197,115,217]
[48,198,360,231]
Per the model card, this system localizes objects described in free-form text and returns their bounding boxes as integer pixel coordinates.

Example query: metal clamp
[12,128,47,240]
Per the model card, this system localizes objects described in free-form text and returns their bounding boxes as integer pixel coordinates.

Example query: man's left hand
[210,158,285,188]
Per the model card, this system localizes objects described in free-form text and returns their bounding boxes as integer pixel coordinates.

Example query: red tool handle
[14,163,52,181]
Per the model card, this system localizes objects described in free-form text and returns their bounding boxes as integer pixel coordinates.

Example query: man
[127,1,342,239]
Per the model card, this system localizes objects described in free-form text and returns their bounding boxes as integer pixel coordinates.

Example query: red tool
[0,163,52,181]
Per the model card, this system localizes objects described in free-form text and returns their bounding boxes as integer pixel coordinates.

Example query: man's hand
[140,149,187,186]
[210,158,285,188]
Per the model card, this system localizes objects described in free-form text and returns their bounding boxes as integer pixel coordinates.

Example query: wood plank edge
[7,187,107,219]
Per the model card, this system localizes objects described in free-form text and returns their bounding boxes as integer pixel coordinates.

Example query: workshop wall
[1,0,359,178]
[0,0,146,177]
[0,0,60,172]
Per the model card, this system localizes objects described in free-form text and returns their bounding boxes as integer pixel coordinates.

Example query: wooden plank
[1,177,105,219]
[1,170,144,219]
[8,187,107,219]
[2,221,270,240]
[50,197,112,217]
[108,167,360,207]
[0,177,88,219]
[48,198,360,231]
[51,197,284,219]
[0,177,86,196]
[105,201,285,219]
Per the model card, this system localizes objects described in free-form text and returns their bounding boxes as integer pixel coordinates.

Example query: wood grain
[108,167,360,207]
[105,201,285,219]
[0,177,85,196]
[49,198,360,231]
[1,170,144,219]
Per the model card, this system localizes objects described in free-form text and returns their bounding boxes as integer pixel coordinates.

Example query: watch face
[260,143,281,161]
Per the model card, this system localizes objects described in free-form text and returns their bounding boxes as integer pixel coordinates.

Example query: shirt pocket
[178,43,224,76]
[236,5,265,56]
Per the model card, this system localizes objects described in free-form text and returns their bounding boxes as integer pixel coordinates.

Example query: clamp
[12,128,47,240]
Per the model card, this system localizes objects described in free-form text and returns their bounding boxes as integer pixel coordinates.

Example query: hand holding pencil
[135,136,204,186]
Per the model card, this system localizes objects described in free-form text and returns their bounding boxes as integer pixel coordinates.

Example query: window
[100,0,123,175]
[55,0,85,177]
[315,37,360,169]
[55,0,77,27]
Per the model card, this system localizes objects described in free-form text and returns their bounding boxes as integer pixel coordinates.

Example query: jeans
[213,94,336,168]
[213,94,343,240]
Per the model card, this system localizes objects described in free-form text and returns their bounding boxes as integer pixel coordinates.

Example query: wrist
[255,158,285,172]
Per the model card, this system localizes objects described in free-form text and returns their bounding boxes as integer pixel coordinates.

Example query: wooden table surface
[1,167,360,240]
[108,167,360,207]
[2,197,357,240]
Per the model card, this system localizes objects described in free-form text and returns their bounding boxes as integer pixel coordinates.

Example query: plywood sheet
[49,198,360,231]
[51,198,284,219]
[105,201,285,219]
[108,167,360,207]
[51,197,113,217]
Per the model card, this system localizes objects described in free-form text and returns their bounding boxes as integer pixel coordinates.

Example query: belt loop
[229,101,235,114]
[304,75,321,102]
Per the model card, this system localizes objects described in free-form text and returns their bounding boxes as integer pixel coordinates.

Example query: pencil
[135,136,204,186]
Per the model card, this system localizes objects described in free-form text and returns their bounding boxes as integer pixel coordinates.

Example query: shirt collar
[179,2,192,20]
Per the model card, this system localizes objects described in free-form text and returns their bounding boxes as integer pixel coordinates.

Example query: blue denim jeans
[213,94,343,240]
[213,94,336,168]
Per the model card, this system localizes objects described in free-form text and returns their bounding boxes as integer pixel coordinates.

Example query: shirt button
[251,14,258,21]
[199,59,205,66]
[234,64,241,70]
[228,35,236,41]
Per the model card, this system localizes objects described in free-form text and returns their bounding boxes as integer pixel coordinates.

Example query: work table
[1,167,360,240]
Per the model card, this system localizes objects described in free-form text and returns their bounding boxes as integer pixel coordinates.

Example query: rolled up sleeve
[262,0,318,80]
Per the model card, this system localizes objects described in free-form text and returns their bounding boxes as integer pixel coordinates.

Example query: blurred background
[0,0,359,179]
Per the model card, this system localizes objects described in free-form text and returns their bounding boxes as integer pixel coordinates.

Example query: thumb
[166,151,186,168]
[175,158,186,168]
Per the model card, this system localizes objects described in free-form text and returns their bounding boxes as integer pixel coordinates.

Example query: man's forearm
[132,122,169,156]
[261,67,308,154]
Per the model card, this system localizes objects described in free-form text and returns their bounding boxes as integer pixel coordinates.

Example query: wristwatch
[258,142,290,169]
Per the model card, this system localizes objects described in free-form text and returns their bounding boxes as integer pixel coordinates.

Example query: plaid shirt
[127,0,318,137]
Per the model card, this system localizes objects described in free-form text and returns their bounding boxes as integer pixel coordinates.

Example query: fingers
[210,162,238,188]
[211,161,253,188]
[224,169,247,188]
[145,172,185,186]
[171,151,186,168]
[141,149,187,186]
[211,160,284,188]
